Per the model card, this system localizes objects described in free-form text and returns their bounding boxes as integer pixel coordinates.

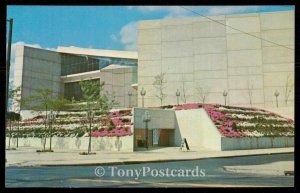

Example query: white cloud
[129,6,191,18]
[110,34,118,41]
[206,6,260,15]
[119,22,137,51]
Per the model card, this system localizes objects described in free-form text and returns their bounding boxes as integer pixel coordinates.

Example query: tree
[6,112,20,150]
[48,98,70,150]
[78,79,118,154]
[7,84,22,148]
[195,85,210,104]
[153,73,167,106]
[23,88,54,151]
[49,98,69,116]
[180,75,188,104]
[284,73,294,106]
[247,79,254,107]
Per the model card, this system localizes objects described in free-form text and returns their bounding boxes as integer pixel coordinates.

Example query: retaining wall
[221,136,294,150]
[5,136,134,152]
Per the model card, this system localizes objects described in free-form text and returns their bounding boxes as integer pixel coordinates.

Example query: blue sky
[7,6,294,51]
[6,5,294,80]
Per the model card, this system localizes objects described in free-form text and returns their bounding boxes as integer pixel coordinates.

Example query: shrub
[79,152,96,155]
[108,125,115,131]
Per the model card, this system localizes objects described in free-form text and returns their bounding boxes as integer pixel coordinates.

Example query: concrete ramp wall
[221,136,294,150]
[175,109,222,151]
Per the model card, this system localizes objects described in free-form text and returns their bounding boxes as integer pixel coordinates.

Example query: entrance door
[158,130,170,146]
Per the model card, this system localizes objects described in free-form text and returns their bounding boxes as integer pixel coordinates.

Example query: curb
[223,166,294,176]
[7,150,293,167]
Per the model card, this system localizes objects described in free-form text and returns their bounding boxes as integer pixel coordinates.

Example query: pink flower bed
[91,127,132,137]
[203,104,245,137]
[108,110,132,118]
[175,103,202,110]
[93,109,133,137]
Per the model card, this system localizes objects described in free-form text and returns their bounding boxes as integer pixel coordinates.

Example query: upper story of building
[13,45,138,111]
[136,10,294,118]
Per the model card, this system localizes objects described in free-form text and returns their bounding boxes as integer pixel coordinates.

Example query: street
[5,153,294,187]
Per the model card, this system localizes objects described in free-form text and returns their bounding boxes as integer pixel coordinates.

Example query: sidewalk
[223,161,294,176]
[5,147,294,167]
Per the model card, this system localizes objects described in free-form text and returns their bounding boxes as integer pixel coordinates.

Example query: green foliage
[24,88,54,112]
[92,126,98,131]
[78,79,118,113]
[122,118,130,123]
[48,98,70,115]
[108,125,115,131]
[232,122,237,130]
[7,112,21,121]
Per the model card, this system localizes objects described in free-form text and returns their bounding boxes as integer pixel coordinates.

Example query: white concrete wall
[6,136,134,152]
[13,45,62,111]
[137,11,294,117]
[102,67,137,108]
[133,108,175,129]
[221,136,294,150]
[175,109,221,150]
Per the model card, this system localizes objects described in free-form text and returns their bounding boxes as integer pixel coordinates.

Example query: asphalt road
[5,153,294,187]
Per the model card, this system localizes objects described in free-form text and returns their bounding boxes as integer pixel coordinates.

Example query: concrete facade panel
[226,33,262,50]
[263,63,294,72]
[162,25,193,41]
[139,64,161,77]
[264,72,293,87]
[193,21,226,38]
[229,75,263,90]
[162,41,193,58]
[226,16,260,34]
[194,79,227,93]
[262,46,294,64]
[194,70,227,80]
[260,11,294,30]
[112,73,125,86]
[138,44,162,60]
[228,50,262,67]
[138,20,161,29]
[164,73,193,82]
[193,37,227,54]
[228,90,253,105]
[161,17,193,26]
[261,29,294,47]
[138,29,161,45]
[194,54,227,71]
[228,66,262,76]
[162,57,194,74]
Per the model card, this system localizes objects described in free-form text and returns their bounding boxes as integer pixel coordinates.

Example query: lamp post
[87,109,94,154]
[128,90,132,108]
[48,110,56,151]
[274,90,280,108]
[140,87,146,108]
[43,104,48,151]
[6,19,13,152]
[176,89,180,105]
[223,90,228,106]
[143,111,151,150]
[16,115,19,148]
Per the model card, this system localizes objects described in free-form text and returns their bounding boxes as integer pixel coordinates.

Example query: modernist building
[13,10,294,119]
[13,46,138,115]
[137,10,294,118]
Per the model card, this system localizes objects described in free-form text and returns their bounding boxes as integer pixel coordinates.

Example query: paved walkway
[5,147,294,167]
